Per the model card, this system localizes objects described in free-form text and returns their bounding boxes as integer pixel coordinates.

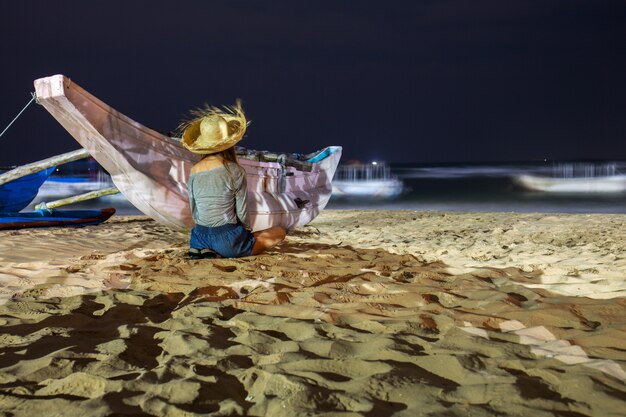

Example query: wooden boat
[0,167,54,212]
[34,75,342,231]
[0,207,115,230]
[0,150,115,230]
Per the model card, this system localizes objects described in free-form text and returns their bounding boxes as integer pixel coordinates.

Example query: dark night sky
[1,0,625,166]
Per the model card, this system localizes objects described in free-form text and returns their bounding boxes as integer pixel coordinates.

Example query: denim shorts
[190,223,256,258]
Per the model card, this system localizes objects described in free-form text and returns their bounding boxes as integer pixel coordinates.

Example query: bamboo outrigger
[34,187,120,211]
[0,149,89,187]
[0,148,120,212]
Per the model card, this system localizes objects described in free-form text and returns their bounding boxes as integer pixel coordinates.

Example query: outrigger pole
[0,148,90,186]
[35,187,120,210]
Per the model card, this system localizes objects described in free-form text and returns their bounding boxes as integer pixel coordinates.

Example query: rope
[0,93,37,140]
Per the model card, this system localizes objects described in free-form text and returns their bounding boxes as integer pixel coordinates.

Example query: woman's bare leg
[251,226,286,255]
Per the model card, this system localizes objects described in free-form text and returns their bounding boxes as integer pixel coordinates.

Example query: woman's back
[188,161,249,228]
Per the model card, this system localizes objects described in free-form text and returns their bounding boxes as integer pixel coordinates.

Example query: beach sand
[0,210,624,416]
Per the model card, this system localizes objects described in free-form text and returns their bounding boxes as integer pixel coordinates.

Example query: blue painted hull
[0,207,115,230]
[0,167,55,212]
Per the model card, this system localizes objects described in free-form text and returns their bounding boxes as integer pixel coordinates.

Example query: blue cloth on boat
[190,222,255,258]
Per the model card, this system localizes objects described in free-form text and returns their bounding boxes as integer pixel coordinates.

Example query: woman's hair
[218,146,238,165]
[206,147,242,191]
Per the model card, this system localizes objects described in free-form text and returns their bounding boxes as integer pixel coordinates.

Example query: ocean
[328,161,626,214]
[27,160,626,215]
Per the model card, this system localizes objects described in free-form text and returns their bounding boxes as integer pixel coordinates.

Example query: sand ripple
[0,211,625,415]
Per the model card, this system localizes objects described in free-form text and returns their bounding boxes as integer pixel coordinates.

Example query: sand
[0,210,624,416]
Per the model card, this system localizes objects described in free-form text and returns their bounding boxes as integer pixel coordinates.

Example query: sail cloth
[34,75,342,231]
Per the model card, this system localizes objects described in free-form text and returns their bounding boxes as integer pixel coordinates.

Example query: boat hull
[515,174,626,193]
[0,208,115,230]
[0,167,54,212]
[34,75,341,231]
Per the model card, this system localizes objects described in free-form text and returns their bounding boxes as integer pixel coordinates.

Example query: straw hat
[180,100,248,154]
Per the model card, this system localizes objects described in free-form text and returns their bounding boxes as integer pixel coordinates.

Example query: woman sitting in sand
[180,101,286,259]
